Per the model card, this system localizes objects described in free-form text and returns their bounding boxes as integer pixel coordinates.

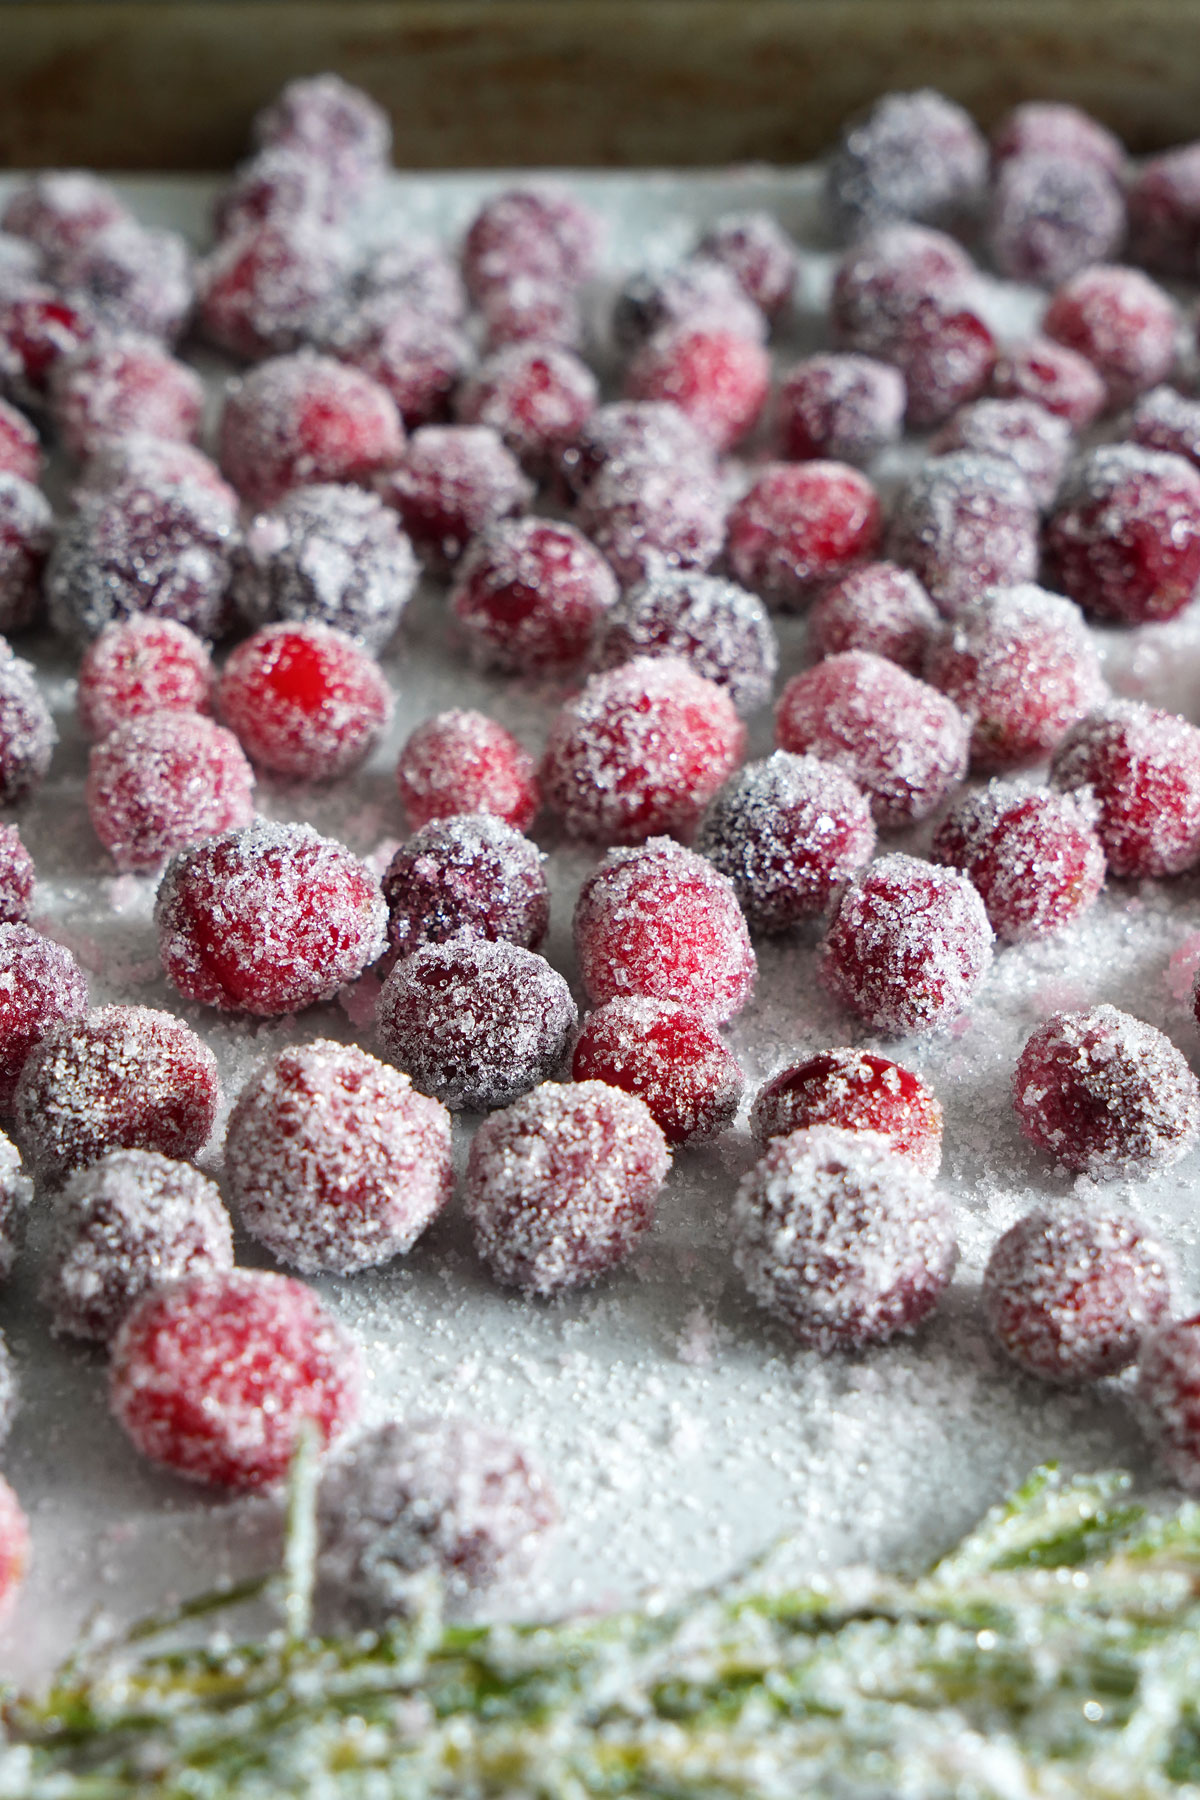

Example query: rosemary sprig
[4,1461,1200,1798]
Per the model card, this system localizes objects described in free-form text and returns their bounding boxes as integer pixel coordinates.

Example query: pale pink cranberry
[213,147,341,239]
[572,997,743,1146]
[50,336,205,462]
[1127,142,1200,276]
[0,474,51,633]
[1,172,129,261]
[624,325,770,452]
[197,223,351,361]
[379,424,532,573]
[991,102,1125,173]
[751,1049,943,1177]
[252,74,391,193]
[77,618,214,741]
[824,88,987,238]
[354,237,466,325]
[808,562,937,674]
[776,354,905,465]
[725,462,882,612]
[931,781,1105,943]
[219,352,404,509]
[1043,265,1178,409]
[462,185,601,302]
[1043,444,1200,624]
[0,288,95,404]
[456,343,597,473]
[0,398,41,484]
[218,622,392,783]
[397,710,540,833]
[888,452,1039,618]
[931,398,1072,510]
[0,824,34,924]
[988,335,1107,429]
[481,282,581,352]
[1051,701,1200,878]
[450,518,617,674]
[0,640,55,802]
[86,711,255,871]
[697,211,798,320]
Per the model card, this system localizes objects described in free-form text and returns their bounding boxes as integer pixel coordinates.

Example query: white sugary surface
[1,164,1200,1686]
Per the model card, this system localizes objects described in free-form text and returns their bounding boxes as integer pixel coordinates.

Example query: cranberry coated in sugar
[572,996,743,1145]
[932,781,1106,943]
[775,354,906,465]
[218,621,392,783]
[86,710,255,871]
[808,562,938,674]
[397,710,540,833]
[1043,444,1200,625]
[381,813,548,968]
[887,452,1039,619]
[624,325,771,453]
[219,351,404,509]
[751,1049,943,1177]
[1043,265,1177,409]
[77,618,214,741]
[1050,700,1200,878]
[379,424,532,572]
[449,517,617,675]
[0,922,88,1113]
[725,461,882,611]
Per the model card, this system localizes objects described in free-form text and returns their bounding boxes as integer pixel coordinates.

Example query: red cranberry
[923,584,1105,771]
[462,185,601,302]
[0,823,34,923]
[77,436,238,517]
[574,837,755,1023]
[1127,142,1200,277]
[0,474,51,633]
[726,461,882,611]
[592,570,777,716]
[457,343,596,473]
[1014,1005,1200,1181]
[732,1124,957,1349]
[482,281,581,352]
[988,335,1107,429]
[214,147,340,239]
[225,1039,453,1274]
[992,102,1124,171]
[55,222,192,343]
[931,398,1071,510]
[0,1131,26,1282]
[0,398,41,484]
[77,618,214,741]
[232,484,417,653]
[13,1004,219,1182]
[775,652,968,829]
[380,813,548,968]
[155,821,387,1016]
[198,222,350,361]
[218,622,392,783]
[985,1206,1170,1385]
[986,157,1126,288]
[1051,701,1200,879]
[329,297,469,429]
[397,710,539,833]
[1129,383,1200,468]
[751,1049,943,1176]
[776,353,906,465]
[696,751,875,933]
[464,1079,669,1294]
[86,711,255,872]
[41,1150,233,1343]
[557,398,715,503]
[49,337,205,463]
[0,288,95,403]
[1,172,129,261]
[220,352,404,509]
[1043,265,1177,409]
[253,74,391,193]
[110,1267,360,1489]
[888,452,1039,619]
[574,457,726,588]
[1138,1316,1200,1492]
[612,261,766,356]
[377,937,576,1112]
[355,237,466,325]
[1044,444,1200,624]
[0,923,88,1113]
[572,996,743,1145]
[808,562,937,674]
[624,326,770,453]
[450,518,617,675]
[932,781,1106,943]
[379,424,532,573]
[696,211,798,321]
[0,1477,28,1621]
[0,640,55,803]
[823,853,994,1035]
[541,656,745,845]
[825,88,987,238]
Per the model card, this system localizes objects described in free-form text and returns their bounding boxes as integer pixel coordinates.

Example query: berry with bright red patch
[1051,701,1200,878]
[931,397,1071,510]
[697,211,798,321]
[888,452,1039,618]
[0,923,88,1113]
[379,424,532,573]
[0,398,40,484]
[450,518,617,674]
[0,640,55,803]
[397,710,539,833]
[86,711,255,871]
[726,461,882,612]
[0,288,95,404]
[624,325,770,453]
[219,351,403,509]
[0,474,51,634]
[380,813,548,969]
[592,570,777,716]
[931,781,1106,943]
[1043,265,1177,409]
[198,222,350,361]
[0,1476,28,1621]
[1043,443,1200,625]
[572,997,743,1145]
[49,336,205,463]
[457,342,597,474]
[751,1048,943,1176]
[776,354,905,466]
[77,618,214,742]
[218,621,392,783]
[825,88,987,239]
[808,561,937,674]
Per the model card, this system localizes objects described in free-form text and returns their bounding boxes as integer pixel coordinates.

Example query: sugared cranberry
[0,288,95,403]
[825,88,987,239]
[732,1125,957,1349]
[397,710,539,833]
[319,1418,556,1612]
[0,1477,28,1621]
[0,234,40,303]
[381,813,548,968]
[155,821,387,1016]
[86,711,255,872]
[612,261,766,356]
[13,1004,220,1182]
[197,222,350,361]
[1138,1316,1200,1492]
[225,1039,453,1274]
[481,281,581,352]
[988,335,1107,429]
[450,518,617,674]
[572,997,743,1145]
[984,1206,1170,1384]
[1127,142,1200,277]
[219,352,403,509]
[379,424,532,572]
[462,185,601,302]
[541,656,745,845]
[986,156,1126,287]
[923,584,1105,771]
[696,751,875,933]
[457,342,596,473]
[1128,383,1200,468]
[0,923,88,1113]
[54,222,192,343]
[377,937,576,1112]
[574,837,755,1023]
[1047,444,1200,625]
[0,1132,27,1281]
[217,622,392,783]
[888,452,1039,619]
[1013,1004,1200,1181]
[751,1049,943,1176]
[775,652,968,829]
[464,1079,669,1294]
[1,172,129,261]
[557,398,715,503]
[574,457,726,588]
[823,853,994,1035]
[231,483,417,652]
[253,74,391,194]
[355,237,466,325]
[0,398,41,484]
[213,147,340,240]
[931,398,1071,510]
[329,298,469,429]
[1051,701,1200,878]
[41,1150,233,1343]
[808,562,938,674]
[696,211,798,321]
[109,1267,360,1489]
[726,462,882,612]
[0,824,34,923]
[992,102,1125,171]
[1043,265,1177,409]
[624,326,770,453]
[77,436,239,517]
[932,782,1106,943]
[775,353,906,465]
[592,570,777,716]
[77,618,214,742]
[0,640,55,803]
[0,474,51,634]
[49,337,205,463]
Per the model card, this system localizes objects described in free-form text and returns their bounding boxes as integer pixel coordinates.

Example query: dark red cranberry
[775,353,905,465]
[219,351,404,509]
[0,288,95,404]
[931,398,1071,510]
[574,457,726,588]
[86,711,255,871]
[572,996,743,1145]
[592,570,777,716]
[329,297,469,429]
[462,185,601,302]
[696,211,798,321]
[1139,1316,1200,1492]
[0,474,51,633]
[1051,701,1200,878]
[1129,383,1200,468]
[1043,444,1200,624]
[807,562,937,674]
[624,326,770,452]
[986,156,1126,287]
[378,424,532,573]
[214,147,341,239]
[0,923,88,1113]
[931,781,1106,943]
[252,74,391,193]
[824,88,987,239]
[380,813,548,968]
[888,452,1039,618]
[449,518,617,674]
[397,710,540,833]
[0,640,55,802]
[197,222,350,361]
[54,222,192,343]
[1127,142,1200,276]
[1043,265,1177,409]
[457,343,597,473]
[612,261,765,356]
[355,237,466,325]
[49,337,205,463]
[0,398,41,485]
[726,461,882,611]
[988,335,1107,429]
[217,622,392,783]
[77,618,214,742]
[751,1049,943,1176]
[557,398,715,503]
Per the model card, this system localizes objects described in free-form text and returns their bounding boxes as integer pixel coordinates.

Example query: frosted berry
[1129,383,1200,468]
[213,147,340,240]
[986,156,1126,287]
[1013,1004,1200,1181]
[457,342,596,473]
[464,1079,669,1294]
[931,398,1071,511]
[0,924,88,1113]
[726,461,882,612]
[0,824,34,923]
[225,1039,453,1274]
[330,298,469,429]
[355,236,466,325]
[557,398,715,503]
[1,172,129,262]
[931,781,1106,943]
[0,288,94,403]
[377,937,576,1112]
[825,88,987,239]
[0,640,55,802]
[0,234,40,303]
[253,74,391,194]
[41,1150,233,1343]
[592,570,777,716]
[14,1004,219,1182]
[776,354,905,465]
[984,1206,1170,1384]
[888,452,1039,619]
[450,518,617,674]
[197,222,351,361]
[1126,142,1200,277]
[379,424,532,572]
[923,584,1105,771]
[86,711,255,871]
[1051,701,1200,879]
[775,652,968,829]
[0,1130,29,1282]
[54,221,192,343]
[77,618,214,742]
[109,1267,360,1489]
[624,325,770,452]
[1043,265,1177,409]
[0,473,51,633]
[574,457,726,589]
[1138,1317,1200,1492]
[0,1476,28,1621]
[219,351,404,510]
[0,397,41,484]
[732,1125,957,1350]
[156,820,387,1016]
[612,261,766,356]
[381,813,548,967]
[1044,444,1200,624]
[696,751,875,933]
[49,336,205,463]
[77,435,239,518]
[991,102,1125,174]
[823,853,993,1035]
[574,837,755,1023]
[217,622,392,782]
[481,281,581,353]
[397,710,539,833]
[541,656,745,845]
[987,335,1106,429]
[462,185,601,302]
[751,1049,943,1176]
[808,562,938,675]
[572,997,743,1145]
[696,211,798,320]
